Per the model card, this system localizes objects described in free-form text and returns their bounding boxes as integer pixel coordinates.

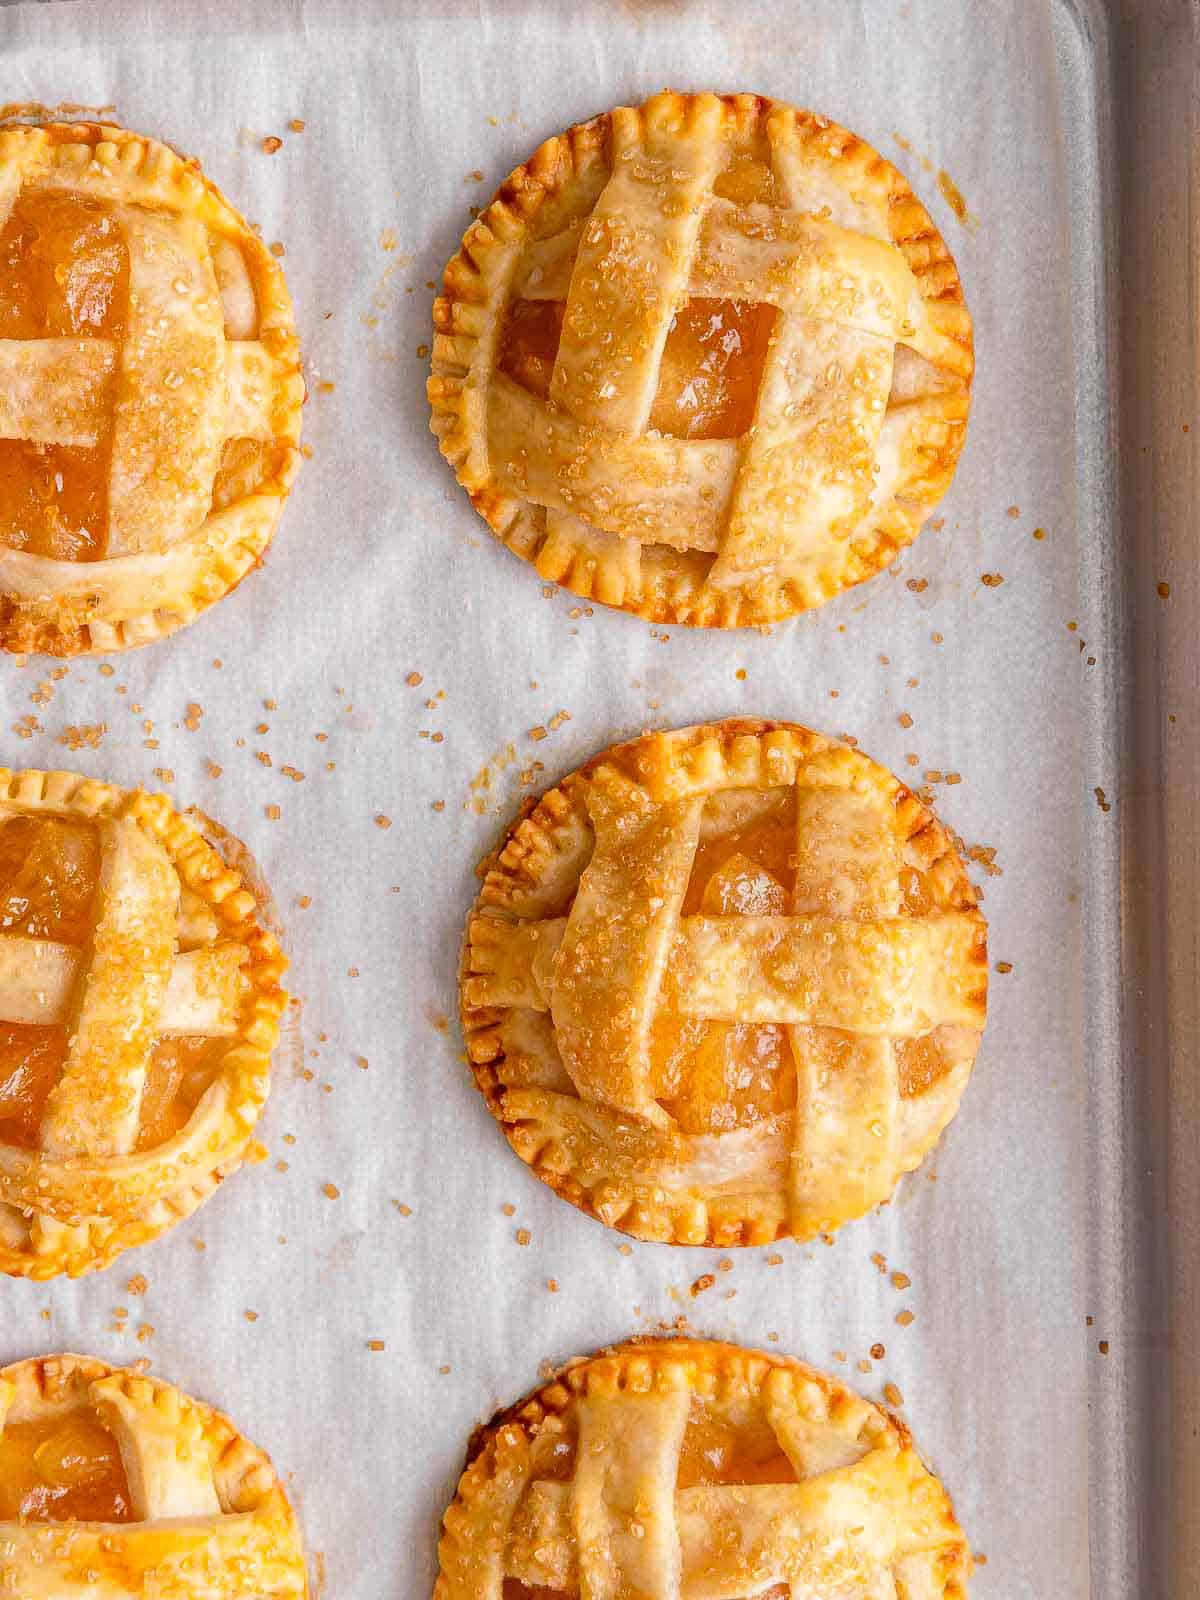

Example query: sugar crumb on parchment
[58,723,107,750]
[966,843,1002,876]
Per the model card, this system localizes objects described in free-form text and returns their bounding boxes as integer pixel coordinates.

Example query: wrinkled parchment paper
[0,1,1088,1593]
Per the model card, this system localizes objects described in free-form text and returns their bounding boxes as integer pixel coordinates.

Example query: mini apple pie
[436,1338,971,1597]
[0,1352,307,1596]
[461,720,987,1245]
[0,768,287,1277]
[430,92,972,627]
[0,119,304,655]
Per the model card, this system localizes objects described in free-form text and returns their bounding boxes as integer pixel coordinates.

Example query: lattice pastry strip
[431,92,973,627]
[460,721,987,1247]
[0,121,303,655]
[0,1354,307,1599]
[0,769,287,1279]
[436,1341,972,1599]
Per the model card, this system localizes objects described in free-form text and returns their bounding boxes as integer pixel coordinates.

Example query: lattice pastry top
[462,720,987,1246]
[0,768,287,1278]
[0,1352,307,1598]
[436,1339,971,1599]
[430,92,972,628]
[0,120,304,656]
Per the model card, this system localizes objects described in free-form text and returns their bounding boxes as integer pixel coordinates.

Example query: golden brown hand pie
[436,1339,971,1598]
[0,768,287,1278]
[461,720,987,1245]
[0,119,303,656]
[429,91,972,628]
[0,1353,307,1597]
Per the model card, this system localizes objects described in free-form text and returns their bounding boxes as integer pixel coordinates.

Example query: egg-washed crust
[437,1337,971,1599]
[0,120,303,657]
[460,719,987,1247]
[0,1353,288,1514]
[0,768,288,1279]
[0,1352,309,1597]
[429,91,972,629]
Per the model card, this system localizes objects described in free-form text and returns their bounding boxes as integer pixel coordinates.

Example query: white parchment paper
[0,1,1089,1594]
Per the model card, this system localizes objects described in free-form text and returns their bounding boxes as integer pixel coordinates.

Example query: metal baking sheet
[0,0,1192,1595]
[1073,2,1200,1595]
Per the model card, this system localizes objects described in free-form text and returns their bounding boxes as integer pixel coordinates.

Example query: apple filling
[498,293,775,441]
[0,190,128,561]
[654,804,799,1132]
[0,1410,132,1522]
[676,1397,797,1488]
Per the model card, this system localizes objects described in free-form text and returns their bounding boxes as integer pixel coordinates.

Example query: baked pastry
[436,1338,971,1597]
[462,719,987,1245]
[429,91,971,628]
[0,1352,307,1596]
[0,767,287,1277]
[0,119,303,655]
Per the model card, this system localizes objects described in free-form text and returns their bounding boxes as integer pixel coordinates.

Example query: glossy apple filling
[0,190,128,561]
[498,293,776,441]
[0,1411,132,1522]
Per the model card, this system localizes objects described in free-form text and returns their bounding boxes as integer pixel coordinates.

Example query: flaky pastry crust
[430,91,972,628]
[461,719,987,1246]
[0,120,303,656]
[0,1352,307,1598]
[436,1338,971,1598]
[0,768,287,1278]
